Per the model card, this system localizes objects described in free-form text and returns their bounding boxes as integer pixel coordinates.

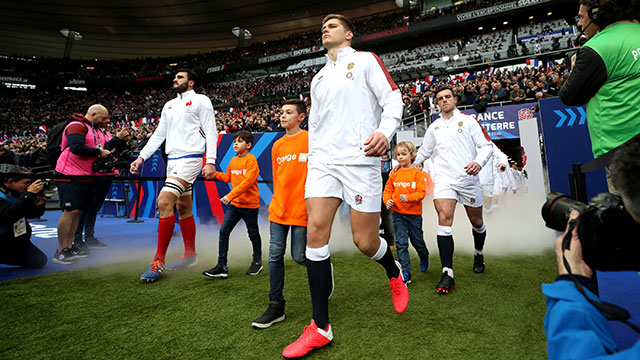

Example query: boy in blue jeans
[252,99,309,329]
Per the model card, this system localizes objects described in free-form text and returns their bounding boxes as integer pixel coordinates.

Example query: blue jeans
[218,205,262,266]
[392,212,429,275]
[268,222,307,301]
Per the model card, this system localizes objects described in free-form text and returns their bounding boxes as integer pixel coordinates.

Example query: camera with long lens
[93,147,134,174]
[542,192,640,271]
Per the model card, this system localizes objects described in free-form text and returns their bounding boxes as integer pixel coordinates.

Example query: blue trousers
[392,212,429,274]
[268,222,307,301]
[217,205,262,266]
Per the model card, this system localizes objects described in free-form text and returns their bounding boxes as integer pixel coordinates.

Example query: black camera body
[93,147,134,174]
[542,192,640,271]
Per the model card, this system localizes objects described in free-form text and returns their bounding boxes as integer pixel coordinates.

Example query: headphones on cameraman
[586,0,620,26]
[587,0,601,20]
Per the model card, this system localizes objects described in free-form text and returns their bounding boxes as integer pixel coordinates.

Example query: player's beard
[174,81,189,93]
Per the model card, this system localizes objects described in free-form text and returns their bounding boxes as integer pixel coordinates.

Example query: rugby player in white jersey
[130,69,217,282]
[281,14,406,359]
[414,85,492,294]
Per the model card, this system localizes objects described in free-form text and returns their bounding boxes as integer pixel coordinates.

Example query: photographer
[559,0,640,161]
[543,135,640,359]
[0,168,47,269]
[53,105,129,264]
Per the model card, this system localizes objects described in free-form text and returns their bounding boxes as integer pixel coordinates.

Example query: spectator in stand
[525,79,539,99]
[0,145,18,165]
[490,82,508,102]
[509,84,527,103]
[474,87,492,113]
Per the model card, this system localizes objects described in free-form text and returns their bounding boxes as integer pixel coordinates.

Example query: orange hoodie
[382,167,426,215]
[215,153,260,209]
[268,131,308,226]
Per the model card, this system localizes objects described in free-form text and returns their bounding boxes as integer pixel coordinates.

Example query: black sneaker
[252,300,285,329]
[52,248,79,265]
[436,271,456,294]
[246,261,263,276]
[473,254,485,273]
[69,245,90,258]
[85,236,107,248]
[73,241,92,256]
[202,264,229,278]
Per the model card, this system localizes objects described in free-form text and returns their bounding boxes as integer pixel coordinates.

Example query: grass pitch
[0,251,556,359]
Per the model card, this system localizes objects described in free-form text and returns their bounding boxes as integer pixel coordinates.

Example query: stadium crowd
[0,0,515,81]
[0,59,569,167]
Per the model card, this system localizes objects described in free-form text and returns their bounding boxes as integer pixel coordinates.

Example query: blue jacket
[0,188,44,242]
[543,279,640,359]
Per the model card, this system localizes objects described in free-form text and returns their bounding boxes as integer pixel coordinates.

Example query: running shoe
[246,261,263,276]
[52,248,78,265]
[69,244,90,258]
[202,264,229,278]
[419,258,430,273]
[403,272,412,284]
[85,236,107,248]
[252,300,285,329]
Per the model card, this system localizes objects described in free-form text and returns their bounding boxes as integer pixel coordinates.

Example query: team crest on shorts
[355,194,363,205]
[470,198,476,204]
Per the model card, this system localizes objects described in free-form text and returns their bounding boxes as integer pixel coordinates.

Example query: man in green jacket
[559,0,640,161]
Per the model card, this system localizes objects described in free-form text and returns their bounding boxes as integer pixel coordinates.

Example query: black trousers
[0,236,47,269]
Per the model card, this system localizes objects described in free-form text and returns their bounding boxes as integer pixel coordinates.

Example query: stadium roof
[1,0,396,60]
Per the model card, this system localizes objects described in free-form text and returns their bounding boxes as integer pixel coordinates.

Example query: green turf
[0,251,556,359]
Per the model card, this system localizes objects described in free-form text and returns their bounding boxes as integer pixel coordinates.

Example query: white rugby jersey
[479,144,509,186]
[308,46,403,166]
[415,108,492,186]
[139,90,217,164]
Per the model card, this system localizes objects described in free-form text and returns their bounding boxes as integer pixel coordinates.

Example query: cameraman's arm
[66,125,101,156]
[0,192,37,224]
[559,47,607,106]
[26,196,46,219]
[542,211,620,360]
[103,135,125,152]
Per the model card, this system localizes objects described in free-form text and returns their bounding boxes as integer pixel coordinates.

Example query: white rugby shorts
[305,162,382,213]
[434,179,483,207]
[165,157,202,184]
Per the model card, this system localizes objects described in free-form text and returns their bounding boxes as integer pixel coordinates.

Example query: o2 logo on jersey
[231,169,243,175]
[276,153,297,165]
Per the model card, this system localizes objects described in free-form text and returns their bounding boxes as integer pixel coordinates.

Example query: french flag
[411,77,421,94]
[425,75,435,85]
[547,59,554,72]
[484,67,494,75]
[38,125,47,134]
[228,107,234,113]
[465,72,474,80]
